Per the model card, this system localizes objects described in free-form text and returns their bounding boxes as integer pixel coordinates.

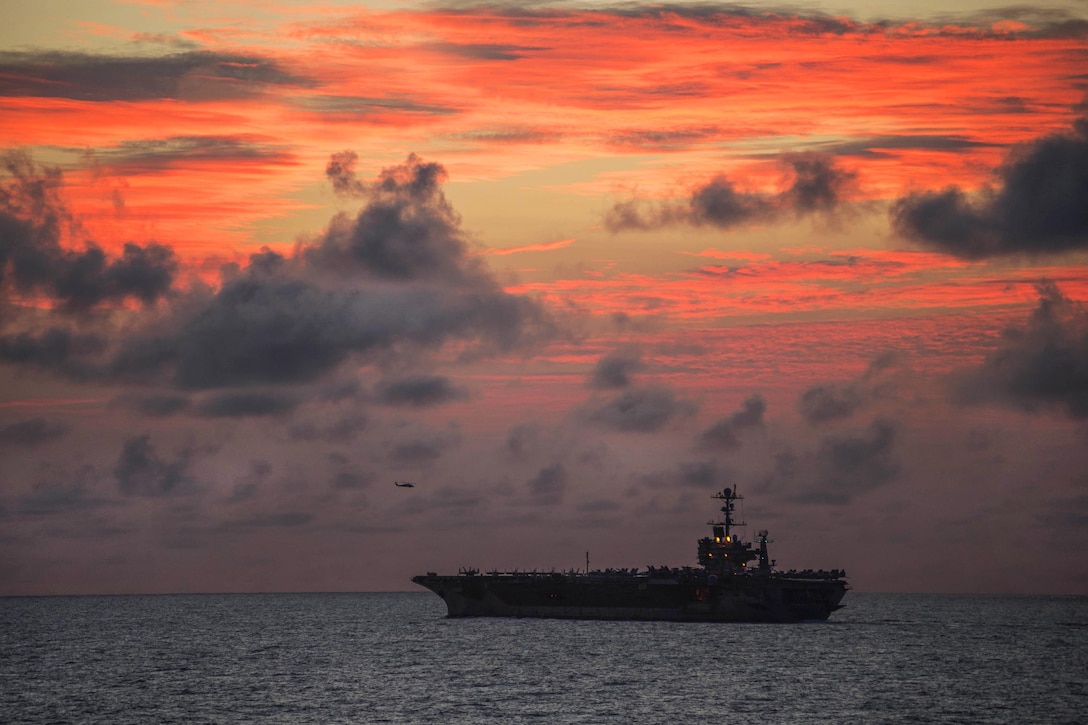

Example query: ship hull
[412,573,846,623]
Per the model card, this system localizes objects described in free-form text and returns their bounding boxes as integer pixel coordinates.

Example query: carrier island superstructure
[412,487,848,622]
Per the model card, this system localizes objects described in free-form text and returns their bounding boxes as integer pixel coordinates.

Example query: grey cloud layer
[0,50,312,102]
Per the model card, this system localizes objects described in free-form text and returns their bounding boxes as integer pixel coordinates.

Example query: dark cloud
[375,375,467,407]
[107,154,548,390]
[227,460,270,504]
[114,435,194,497]
[17,465,106,517]
[389,435,457,465]
[891,115,1088,258]
[676,461,722,489]
[639,460,724,490]
[467,4,1088,40]
[421,42,545,61]
[781,153,856,213]
[607,126,721,151]
[117,394,191,418]
[504,423,540,460]
[195,391,297,418]
[122,268,542,390]
[4,153,549,407]
[295,94,456,118]
[454,127,563,145]
[825,133,996,158]
[954,7,1088,39]
[527,463,566,503]
[589,347,643,389]
[606,152,854,232]
[325,150,367,197]
[955,282,1088,418]
[331,470,371,490]
[1,152,178,311]
[0,50,313,102]
[689,176,772,228]
[1035,494,1088,529]
[767,419,899,504]
[798,384,862,424]
[227,512,313,528]
[312,152,480,282]
[131,33,201,50]
[0,418,69,446]
[97,135,296,175]
[587,385,696,433]
[698,394,766,450]
[0,327,106,376]
[797,352,904,426]
[587,4,864,35]
[288,414,368,443]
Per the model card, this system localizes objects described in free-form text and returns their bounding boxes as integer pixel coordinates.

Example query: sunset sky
[2,0,1087,596]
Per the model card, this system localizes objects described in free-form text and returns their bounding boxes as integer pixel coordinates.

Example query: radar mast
[710,486,745,540]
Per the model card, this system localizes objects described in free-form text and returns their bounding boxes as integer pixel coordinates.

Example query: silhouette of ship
[413,486,848,622]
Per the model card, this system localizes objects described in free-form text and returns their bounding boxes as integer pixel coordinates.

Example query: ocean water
[1,592,1085,724]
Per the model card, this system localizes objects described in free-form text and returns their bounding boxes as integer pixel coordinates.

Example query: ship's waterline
[413,486,848,622]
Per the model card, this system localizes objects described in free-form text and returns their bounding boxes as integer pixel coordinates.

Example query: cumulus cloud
[0,418,69,446]
[17,465,107,517]
[2,152,549,402]
[194,391,298,418]
[0,327,106,377]
[118,265,541,390]
[606,152,855,232]
[698,394,766,450]
[288,414,368,443]
[589,347,643,389]
[375,375,467,407]
[586,385,696,433]
[767,419,899,504]
[226,460,271,503]
[116,394,191,418]
[0,152,178,312]
[312,152,479,282]
[527,462,566,504]
[798,383,862,424]
[114,435,195,497]
[504,423,540,460]
[388,429,459,465]
[797,352,905,426]
[891,114,1088,258]
[955,282,1088,418]
[93,154,548,391]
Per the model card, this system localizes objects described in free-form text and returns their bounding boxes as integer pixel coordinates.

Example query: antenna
[710,485,746,539]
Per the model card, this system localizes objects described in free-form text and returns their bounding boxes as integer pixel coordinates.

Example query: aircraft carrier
[412,486,848,622]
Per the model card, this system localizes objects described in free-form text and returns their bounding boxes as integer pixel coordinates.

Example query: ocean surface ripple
[2,592,1085,724]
